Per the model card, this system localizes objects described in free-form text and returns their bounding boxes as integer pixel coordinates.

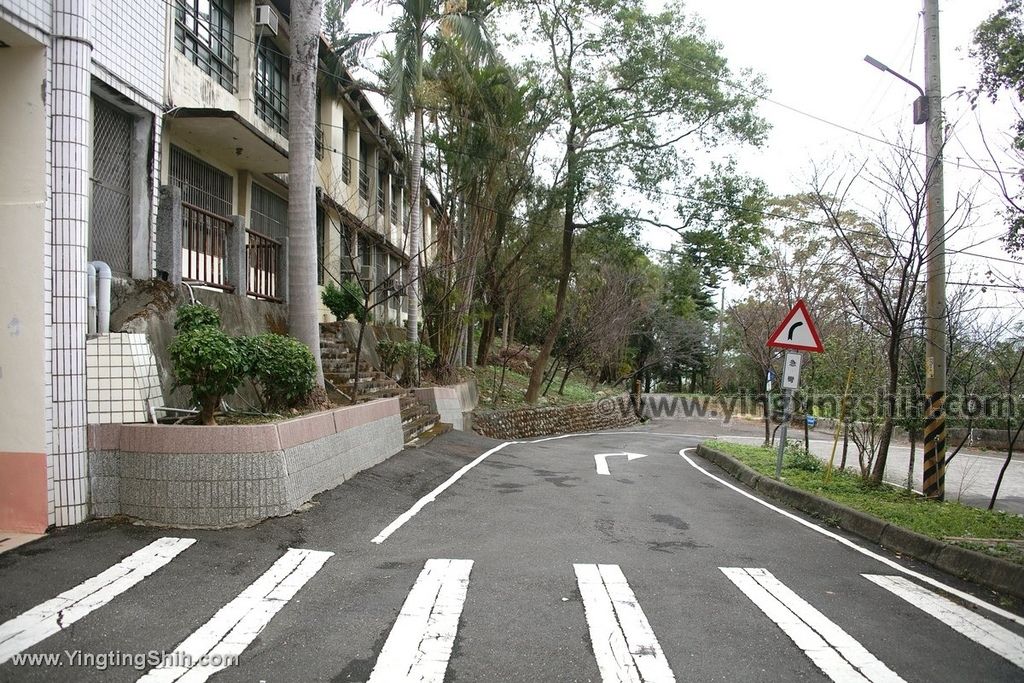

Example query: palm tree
[384,0,491,380]
[288,0,325,387]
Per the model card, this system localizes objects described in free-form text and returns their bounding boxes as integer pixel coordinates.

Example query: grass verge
[705,439,1024,566]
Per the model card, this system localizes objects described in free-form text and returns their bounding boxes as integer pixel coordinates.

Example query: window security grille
[250,183,288,242]
[255,41,289,135]
[341,122,351,185]
[316,207,325,285]
[174,0,237,92]
[359,142,370,202]
[169,145,233,217]
[90,98,134,277]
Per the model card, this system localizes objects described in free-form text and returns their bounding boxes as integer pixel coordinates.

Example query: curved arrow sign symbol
[594,452,648,476]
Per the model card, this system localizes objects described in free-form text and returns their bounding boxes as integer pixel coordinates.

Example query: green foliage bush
[784,441,822,472]
[322,280,366,322]
[241,333,316,410]
[377,339,438,379]
[169,325,244,425]
[173,303,221,333]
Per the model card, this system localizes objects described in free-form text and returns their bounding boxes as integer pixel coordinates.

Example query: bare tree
[810,142,972,484]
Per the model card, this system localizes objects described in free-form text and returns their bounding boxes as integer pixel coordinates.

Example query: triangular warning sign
[767,299,824,352]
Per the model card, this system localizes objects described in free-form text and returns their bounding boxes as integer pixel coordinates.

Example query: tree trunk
[840,421,850,470]
[477,312,495,366]
[907,428,916,492]
[525,129,577,403]
[870,338,901,483]
[558,366,572,395]
[199,395,219,426]
[287,0,325,387]
[501,299,510,349]
[406,104,424,382]
[761,389,770,447]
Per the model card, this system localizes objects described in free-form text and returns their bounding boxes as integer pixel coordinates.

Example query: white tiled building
[0,0,444,532]
[0,0,166,532]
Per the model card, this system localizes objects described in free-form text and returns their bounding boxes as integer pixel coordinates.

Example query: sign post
[767,299,824,479]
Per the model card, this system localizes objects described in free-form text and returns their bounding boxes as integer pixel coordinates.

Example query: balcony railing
[181,202,232,291]
[247,229,282,302]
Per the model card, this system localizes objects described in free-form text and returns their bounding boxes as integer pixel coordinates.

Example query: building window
[390,183,400,225]
[377,170,387,214]
[341,119,351,185]
[90,98,134,277]
[316,207,325,285]
[315,90,324,160]
[255,41,289,135]
[358,139,370,202]
[169,145,232,216]
[174,0,237,92]
[251,183,288,241]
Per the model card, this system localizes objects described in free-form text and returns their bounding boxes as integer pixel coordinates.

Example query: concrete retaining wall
[473,395,641,440]
[87,398,402,527]
[414,380,478,430]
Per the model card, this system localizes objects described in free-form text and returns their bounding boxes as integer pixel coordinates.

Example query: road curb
[695,443,1024,601]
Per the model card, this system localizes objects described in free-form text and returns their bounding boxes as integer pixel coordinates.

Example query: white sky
[346,0,1024,307]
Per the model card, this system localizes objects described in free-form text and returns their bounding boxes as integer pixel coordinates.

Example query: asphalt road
[1,424,1022,682]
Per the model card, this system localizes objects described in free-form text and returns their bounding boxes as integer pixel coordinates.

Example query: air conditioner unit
[359,264,375,283]
[255,5,279,37]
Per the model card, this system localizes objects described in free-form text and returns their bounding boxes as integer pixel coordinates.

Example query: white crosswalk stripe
[367,558,473,683]
[722,567,905,683]
[575,563,676,682]
[0,537,195,665]
[864,574,1024,670]
[137,547,333,683]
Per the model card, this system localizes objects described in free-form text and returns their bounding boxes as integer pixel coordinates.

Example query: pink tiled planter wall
[87,398,403,527]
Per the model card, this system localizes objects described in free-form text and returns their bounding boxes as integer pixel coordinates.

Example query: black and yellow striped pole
[922,390,945,498]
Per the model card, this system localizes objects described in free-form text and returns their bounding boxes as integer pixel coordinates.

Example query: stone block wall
[472,395,641,440]
[87,398,402,527]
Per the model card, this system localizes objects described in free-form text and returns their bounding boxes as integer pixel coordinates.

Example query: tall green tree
[383,0,492,381]
[971,0,1024,251]
[516,0,767,403]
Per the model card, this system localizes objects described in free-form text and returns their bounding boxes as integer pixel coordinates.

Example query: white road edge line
[0,537,196,665]
[680,448,1024,627]
[863,574,1024,670]
[721,567,903,683]
[367,558,473,683]
[137,547,333,683]
[575,563,676,682]
[372,442,516,543]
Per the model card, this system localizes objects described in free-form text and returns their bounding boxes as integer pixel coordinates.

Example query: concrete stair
[319,323,440,443]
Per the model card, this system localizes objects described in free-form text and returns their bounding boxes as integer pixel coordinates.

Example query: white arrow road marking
[575,563,675,682]
[368,559,473,683]
[137,547,333,682]
[594,452,648,476]
[0,537,195,665]
[863,574,1024,670]
[722,568,904,683]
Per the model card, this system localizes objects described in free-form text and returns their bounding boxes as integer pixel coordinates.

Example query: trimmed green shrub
[784,441,822,472]
[169,326,244,425]
[241,333,317,410]
[173,302,221,333]
[322,280,366,322]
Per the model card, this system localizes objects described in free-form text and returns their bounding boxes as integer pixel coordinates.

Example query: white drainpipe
[90,260,112,334]
[87,262,97,335]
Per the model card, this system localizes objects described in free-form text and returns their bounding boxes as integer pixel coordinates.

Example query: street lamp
[863,3,946,501]
[864,55,929,125]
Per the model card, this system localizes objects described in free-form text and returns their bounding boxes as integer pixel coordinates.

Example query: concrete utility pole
[864,0,946,499]
[922,0,947,500]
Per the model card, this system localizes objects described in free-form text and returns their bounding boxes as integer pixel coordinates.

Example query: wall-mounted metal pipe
[87,262,97,335]
[89,260,112,334]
